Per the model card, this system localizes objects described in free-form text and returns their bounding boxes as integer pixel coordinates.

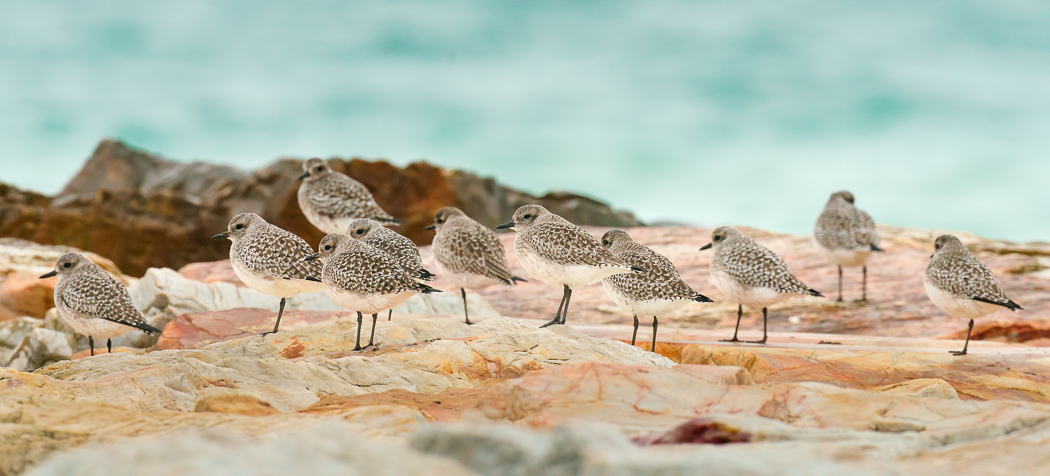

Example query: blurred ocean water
[1,1,1048,240]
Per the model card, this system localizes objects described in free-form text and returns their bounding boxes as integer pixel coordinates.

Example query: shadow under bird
[813,190,883,302]
[700,227,823,344]
[40,252,161,356]
[428,206,525,325]
[497,204,642,328]
[925,234,1022,355]
[297,158,401,234]
[213,212,324,335]
[346,217,435,322]
[600,230,713,352]
[305,234,441,351]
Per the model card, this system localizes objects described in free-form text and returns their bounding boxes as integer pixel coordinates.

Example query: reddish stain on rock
[633,417,752,446]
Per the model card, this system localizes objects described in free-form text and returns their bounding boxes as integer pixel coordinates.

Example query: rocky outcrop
[0,140,640,275]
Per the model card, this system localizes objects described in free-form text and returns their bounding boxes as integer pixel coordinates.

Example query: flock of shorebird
[41,159,1022,357]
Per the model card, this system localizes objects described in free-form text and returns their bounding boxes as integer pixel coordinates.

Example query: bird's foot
[464,319,474,326]
[835,298,845,303]
[719,338,741,343]
[747,338,768,344]
[260,330,278,337]
[854,298,869,304]
[539,317,561,328]
[949,350,967,356]
[352,345,363,352]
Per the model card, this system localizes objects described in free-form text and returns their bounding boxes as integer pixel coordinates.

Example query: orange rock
[155,308,344,350]
[71,346,134,359]
[193,394,281,416]
[0,272,56,318]
[177,260,243,286]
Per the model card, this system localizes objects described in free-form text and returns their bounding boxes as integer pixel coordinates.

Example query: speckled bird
[297,158,400,234]
[701,226,822,344]
[428,207,525,325]
[925,234,1022,355]
[346,217,435,322]
[307,234,440,350]
[600,230,713,352]
[497,204,640,328]
[813,190,882,302]
[213,212,324,335]
[41,252,161,356]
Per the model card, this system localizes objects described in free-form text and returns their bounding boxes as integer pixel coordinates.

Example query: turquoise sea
[1,1,1048,241]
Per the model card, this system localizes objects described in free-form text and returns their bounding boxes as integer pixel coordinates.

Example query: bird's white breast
[601,281,689,316]
[516,247,628,289]
[709,268,787,309]
[232,260,323,298]
[813,239,872,268]
[924,278,1004,320]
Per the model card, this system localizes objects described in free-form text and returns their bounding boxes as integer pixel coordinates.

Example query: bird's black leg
[749,308,769,344]
[107,338,112,354]
[856,266,869,303]
[651,317,659,353]
[837,266,844,303]
[388,309,393,322]
[461,288,473,325]
[353,311,364,351]
[720,305,743,343]
[367,313,378,348]
[540,285,570,328]
[560,286,572,325]
[263,298,286,336]
[89,336,95,356]
[631,315,639,346]
[950,319,974,356]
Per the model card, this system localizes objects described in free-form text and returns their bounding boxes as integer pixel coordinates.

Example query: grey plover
[813,190,883,302]
[40,252,161,356]
[497,204,639,328]
[600,230,713,352]
[213,212,324,335]
[346,217,435,322]
[306,233,440,350]
[427,206,525,325]
[700,226,822,344]
[297,158,400,234]
[925,234,1022,355]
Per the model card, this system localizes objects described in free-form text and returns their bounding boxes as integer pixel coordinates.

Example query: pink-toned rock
[155,308,345,350]
[0,272,56,319]
[177,260,244,286]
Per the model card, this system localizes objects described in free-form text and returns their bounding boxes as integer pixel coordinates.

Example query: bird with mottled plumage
[813,191,882,302]
[428,207,525,325]
[307,233,440,350]
[701,226,822,344]
[347,217,434,322]
[213,212,324,335]
[497,204,639,328]
[925,234,1021,355]
[297,158,400,234]
[600,230,713,351]
[40,252,161,356]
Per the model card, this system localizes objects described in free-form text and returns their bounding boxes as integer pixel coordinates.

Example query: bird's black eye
[523,214,532,219]
[602,240,609,246]
[436,218,444,224]
[324,245,332,250]
[235,224,244,230]
[315,166,324,172]
[356,229,364,235]
[63,262,72,268]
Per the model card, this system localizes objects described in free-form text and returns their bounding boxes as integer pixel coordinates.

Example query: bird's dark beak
[303,253,319,262]
[39,270,57,279]
[213,232,229,240]
[424,224,436,231]
[496,221,514,230]
[699,243,713,251]
[297,171,310,181]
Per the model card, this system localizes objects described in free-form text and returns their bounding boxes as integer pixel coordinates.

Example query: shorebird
[213,212,324,335]
[306,234,440,350]
[497,204,640,328]
[297,158,400,234]
[925,234,1022,355]
[427,206,525,325]
[346,218,435,322]
[700,227,822,344]
[813,191,882,302]
[600,230,713,352]
[40,252,161,356]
